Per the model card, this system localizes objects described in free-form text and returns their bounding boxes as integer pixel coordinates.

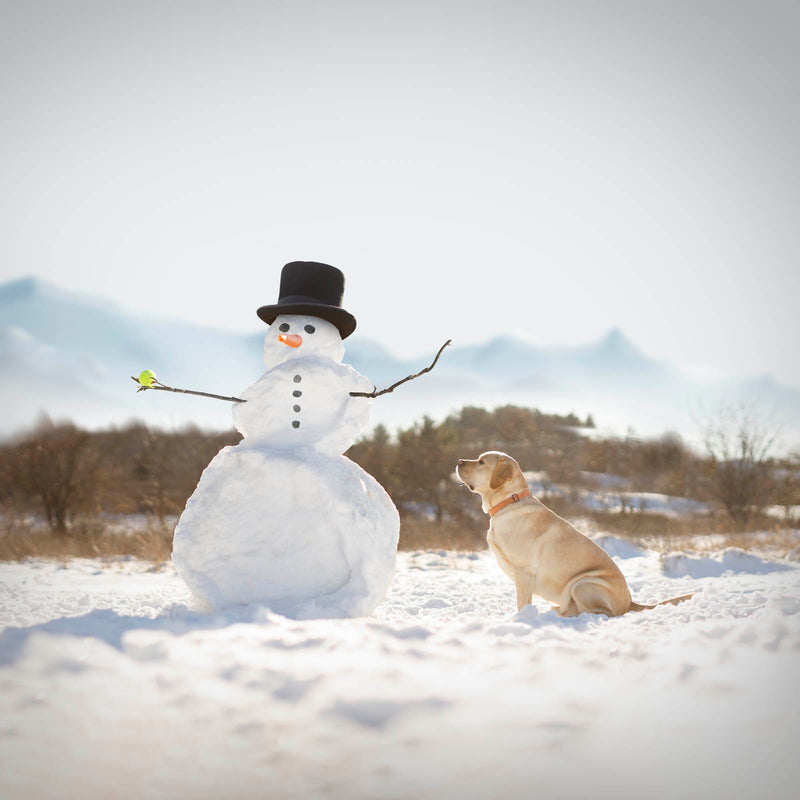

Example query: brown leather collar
[487,488,532,517]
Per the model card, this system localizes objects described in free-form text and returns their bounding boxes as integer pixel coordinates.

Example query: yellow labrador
[456,451,693,616]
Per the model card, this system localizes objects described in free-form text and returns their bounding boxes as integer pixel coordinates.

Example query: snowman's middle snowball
[233,316,372,454]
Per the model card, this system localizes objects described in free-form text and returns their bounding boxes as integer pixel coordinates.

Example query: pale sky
[2,1,798,385]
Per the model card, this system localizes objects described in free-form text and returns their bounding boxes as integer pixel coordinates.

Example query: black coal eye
[479,458,485,465]
[279,323,290,332]
[304,324,316,334]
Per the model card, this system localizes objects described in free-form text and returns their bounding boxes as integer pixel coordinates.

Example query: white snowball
[233,357,372,455]
[172,446,399,618]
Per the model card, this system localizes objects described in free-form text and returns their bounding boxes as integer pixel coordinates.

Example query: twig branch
[349,339,452,398]
[131,376,246,403]
[131,338,452,404]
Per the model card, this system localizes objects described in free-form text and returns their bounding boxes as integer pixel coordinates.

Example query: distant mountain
[1,277,799,449]
[0,277,263,435]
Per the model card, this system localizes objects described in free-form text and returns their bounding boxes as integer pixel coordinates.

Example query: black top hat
[257,261,357,339]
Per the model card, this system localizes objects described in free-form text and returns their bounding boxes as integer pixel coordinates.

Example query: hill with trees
[2,404,797,560]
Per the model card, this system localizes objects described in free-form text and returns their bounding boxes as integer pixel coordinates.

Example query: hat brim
[256,303,357,339]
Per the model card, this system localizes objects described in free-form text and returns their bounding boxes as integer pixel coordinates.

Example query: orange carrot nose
[278,333,303,348]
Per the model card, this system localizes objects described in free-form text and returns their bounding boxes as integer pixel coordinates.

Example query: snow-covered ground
[1,541,799,800]
[528,470,715,517]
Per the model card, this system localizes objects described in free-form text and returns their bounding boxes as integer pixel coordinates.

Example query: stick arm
[131,337,452,404]
[349,339,452,398]
[131,376,246,403]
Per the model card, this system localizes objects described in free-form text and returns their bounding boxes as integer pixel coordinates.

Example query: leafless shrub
[398,514,486,551]
[0,514,174,564]
[1,419,105,535]
[700,404,779,529]
[772,455,800,525]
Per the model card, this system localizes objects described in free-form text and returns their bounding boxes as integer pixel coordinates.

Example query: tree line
[1,405,798,554]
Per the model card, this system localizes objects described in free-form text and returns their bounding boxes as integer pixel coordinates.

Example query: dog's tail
[629,593,694,613]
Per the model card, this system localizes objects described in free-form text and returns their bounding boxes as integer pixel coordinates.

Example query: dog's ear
[489,457,514,490]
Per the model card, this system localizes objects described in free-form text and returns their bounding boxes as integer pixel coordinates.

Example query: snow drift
[1,539,799,800]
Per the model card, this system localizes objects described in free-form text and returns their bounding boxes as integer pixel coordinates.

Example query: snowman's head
[263,314,345,368]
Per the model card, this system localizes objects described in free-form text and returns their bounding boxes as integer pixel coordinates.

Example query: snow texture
[1,539,799,800]
[172,315,399,616]
[528,471,714,517]
[172,447,398,617]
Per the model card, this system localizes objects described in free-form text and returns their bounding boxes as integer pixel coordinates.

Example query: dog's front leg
[513,570,536,611]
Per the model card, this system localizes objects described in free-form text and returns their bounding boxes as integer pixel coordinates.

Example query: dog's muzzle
[455,459,474,490]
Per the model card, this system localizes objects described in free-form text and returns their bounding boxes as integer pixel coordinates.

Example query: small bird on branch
[131,370,246,403]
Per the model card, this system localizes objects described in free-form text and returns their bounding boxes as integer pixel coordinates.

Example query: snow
[2,539,799,800]
[233,316,369,455]
[172,313,399,615]
[528,470,714,517]
[766,504,800,523]
[661,548,798,579]
[173,447,399,616]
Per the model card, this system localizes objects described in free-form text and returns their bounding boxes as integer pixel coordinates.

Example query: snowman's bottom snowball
[172,446,399,618]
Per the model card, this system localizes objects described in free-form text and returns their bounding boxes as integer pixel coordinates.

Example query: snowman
[172,262,400,618]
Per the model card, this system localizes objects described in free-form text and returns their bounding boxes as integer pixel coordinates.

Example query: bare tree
[5,419,105,535]
[392,416,459,523]
[773,453,800,526]
[701,404,779,528]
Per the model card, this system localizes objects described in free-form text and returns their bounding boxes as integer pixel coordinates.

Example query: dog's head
[456,451,525,508]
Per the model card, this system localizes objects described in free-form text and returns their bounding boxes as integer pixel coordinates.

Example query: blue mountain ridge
[1,277,798,448]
